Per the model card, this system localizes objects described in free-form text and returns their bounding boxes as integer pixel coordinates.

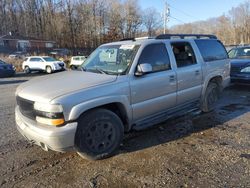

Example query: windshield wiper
[83,67,117,75]
[84,67,108,74]
[95,67,108,74]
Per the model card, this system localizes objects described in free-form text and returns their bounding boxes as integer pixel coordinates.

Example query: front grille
[230,66,241,74]
[16,96,35,120]
[58,63,64,68]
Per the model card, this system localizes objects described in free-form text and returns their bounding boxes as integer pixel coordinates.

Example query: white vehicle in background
[69,56,86,69]
[22,56,65,74]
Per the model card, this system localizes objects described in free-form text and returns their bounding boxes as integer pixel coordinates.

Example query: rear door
[28,58,37,69]
[170,41,203,105]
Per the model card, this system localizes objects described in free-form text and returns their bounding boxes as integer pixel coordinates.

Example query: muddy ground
[0,73,249,188]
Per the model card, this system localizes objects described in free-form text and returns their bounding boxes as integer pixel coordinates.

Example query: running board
[133,101,200,131]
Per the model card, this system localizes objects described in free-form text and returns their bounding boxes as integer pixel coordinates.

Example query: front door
[130,43,177,121]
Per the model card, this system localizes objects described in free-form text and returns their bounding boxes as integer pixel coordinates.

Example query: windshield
[228,47,250,59]
[82,44,140,75]
[43,57,57,62]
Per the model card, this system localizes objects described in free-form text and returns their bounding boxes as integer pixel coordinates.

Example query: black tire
[24,66,31,74]
[46,66,52,74]
[202,82,220,112]
[75,109,124,160]
[70,65,77,70]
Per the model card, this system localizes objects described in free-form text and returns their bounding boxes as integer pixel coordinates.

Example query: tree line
[170,0,250,45]
[0,0,249,51]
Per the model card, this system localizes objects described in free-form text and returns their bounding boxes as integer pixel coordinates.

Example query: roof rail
[120,38,135,41]
[156,34,217,39]
[120,36,154,41]
[135,36,154,40]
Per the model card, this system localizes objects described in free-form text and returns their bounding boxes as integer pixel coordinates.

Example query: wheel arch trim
[68,95,132,129]
[202,73,223,99]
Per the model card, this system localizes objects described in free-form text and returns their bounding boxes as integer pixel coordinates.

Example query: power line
[169,15,186,24]
[169,4,198,20]
[167,0,199,20]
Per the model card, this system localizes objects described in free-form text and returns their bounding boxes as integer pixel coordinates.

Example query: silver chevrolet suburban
[15,34,230,160]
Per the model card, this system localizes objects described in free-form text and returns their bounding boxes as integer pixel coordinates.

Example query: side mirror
[135,63,153,76]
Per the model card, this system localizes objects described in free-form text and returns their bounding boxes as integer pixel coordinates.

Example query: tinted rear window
[195,39,228,62]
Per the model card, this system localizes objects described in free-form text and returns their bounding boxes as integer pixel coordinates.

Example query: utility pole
[163,1,170,34]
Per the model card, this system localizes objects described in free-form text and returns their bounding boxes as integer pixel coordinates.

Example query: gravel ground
[0,73,249,188]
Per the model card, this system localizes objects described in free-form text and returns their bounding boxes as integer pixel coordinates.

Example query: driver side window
[138,43,171,72]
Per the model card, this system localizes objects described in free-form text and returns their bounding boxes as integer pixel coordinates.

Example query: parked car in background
[0,59,15,78]
[9,51,28,59]
[22,56,65,74]
[228,46,250,84]
[69,56,86,69]
[15,34,230,160]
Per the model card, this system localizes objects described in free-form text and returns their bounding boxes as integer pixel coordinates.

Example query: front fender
[44,63,56,70]
[68,95,132,122]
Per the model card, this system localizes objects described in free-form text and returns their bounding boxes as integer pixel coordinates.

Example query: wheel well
[209,76,223,91]
[78,103,129,132]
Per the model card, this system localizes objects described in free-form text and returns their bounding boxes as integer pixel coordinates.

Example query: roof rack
[120,38,135,41]
[135,36,154,40]
[120,36,154,41]
[156,34,217,39]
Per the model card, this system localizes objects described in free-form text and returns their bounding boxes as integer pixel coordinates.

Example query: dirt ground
[0,73,249,188]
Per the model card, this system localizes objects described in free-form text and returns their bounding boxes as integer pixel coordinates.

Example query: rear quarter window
[195,39,228,62]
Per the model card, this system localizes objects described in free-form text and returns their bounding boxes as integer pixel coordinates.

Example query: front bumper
[0,70,15,78]
[231,74,250,84]
[53,63,65,71]
[15,106,77,152]
[53,66,65,71]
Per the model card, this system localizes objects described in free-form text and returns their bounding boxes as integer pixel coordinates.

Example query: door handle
[169,75,175,82]
[195,70,200,75]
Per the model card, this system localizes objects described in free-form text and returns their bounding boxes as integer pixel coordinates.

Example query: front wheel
[202,82,220,112]
[46,66,52,74]
[75,109,124,160]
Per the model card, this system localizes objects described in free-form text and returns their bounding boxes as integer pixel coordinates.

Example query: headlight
[53,63,59,68]
[240,66,250,73]
[34,102,63,112]
[34,102,64,126]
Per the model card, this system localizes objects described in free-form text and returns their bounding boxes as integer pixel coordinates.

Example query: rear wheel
[75,109,124,160]
[24,66,30,74]
[202,82,220,112]
[70,65,77,70]
[46,66,52,74]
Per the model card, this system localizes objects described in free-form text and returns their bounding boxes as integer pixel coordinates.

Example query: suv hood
[16,71,117,103]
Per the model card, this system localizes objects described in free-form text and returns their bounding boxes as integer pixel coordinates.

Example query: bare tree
[0,0,249,51]
[143,7,161,36]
